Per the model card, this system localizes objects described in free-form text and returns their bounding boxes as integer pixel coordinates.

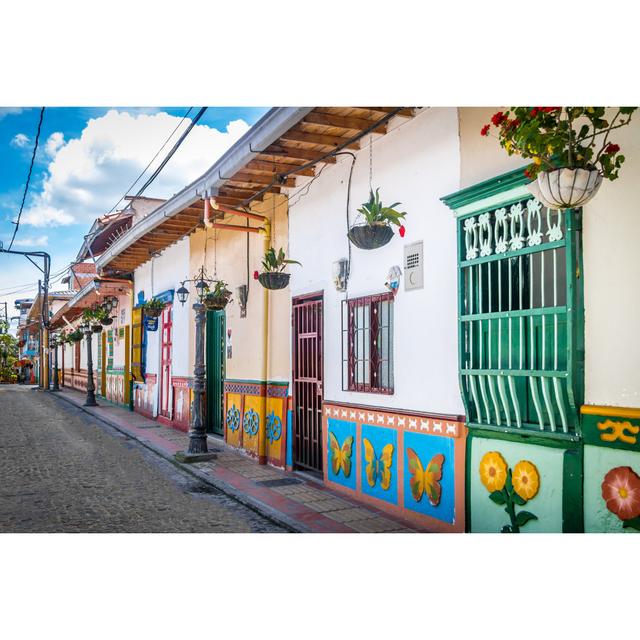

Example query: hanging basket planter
[69,331,83,343]
[348,222,395,250]
[527,167,603,209]
[258,272,290,290]
[91,324,103,334]
[143,306,163,318]
[100,317,113,326]
[203,295,231,310]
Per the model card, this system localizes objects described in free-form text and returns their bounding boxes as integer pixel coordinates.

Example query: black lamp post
[50,334,60,392]
[82,322,98,407]
[174,266,217,463]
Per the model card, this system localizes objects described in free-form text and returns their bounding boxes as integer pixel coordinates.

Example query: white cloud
[12,235,49,247]
[45,132,65,158]
[0,107,25,121]
[21,205,74,227]
[22,109,251,227]
[10,133,30,148]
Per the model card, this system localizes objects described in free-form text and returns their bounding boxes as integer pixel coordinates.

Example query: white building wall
[289,108,465,415]
[134,237,191,414]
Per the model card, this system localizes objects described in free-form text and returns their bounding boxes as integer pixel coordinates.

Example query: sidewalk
[50,387,418,533]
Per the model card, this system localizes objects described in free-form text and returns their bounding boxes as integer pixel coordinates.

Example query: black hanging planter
[258,272,290,290]
[348,223,394,250]
[100,317,113,326]
[91,324,103,334]
[204,295,231,310]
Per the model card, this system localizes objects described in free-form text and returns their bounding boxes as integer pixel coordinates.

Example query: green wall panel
[584,445,640,533]
[470,437,566,533]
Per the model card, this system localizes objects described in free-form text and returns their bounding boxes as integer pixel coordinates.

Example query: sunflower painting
[478,451,540,533]
[601,466,640,531]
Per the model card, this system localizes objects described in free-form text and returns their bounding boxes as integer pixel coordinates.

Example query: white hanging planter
[526,167,603,209]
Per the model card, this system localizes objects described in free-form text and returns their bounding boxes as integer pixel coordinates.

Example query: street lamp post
[174,266,217,463]
[82,323,98,407]
[50,335,60,392]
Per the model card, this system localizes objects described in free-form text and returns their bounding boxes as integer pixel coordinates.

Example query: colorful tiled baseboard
[224,379,289,467]
[323,401,466,533]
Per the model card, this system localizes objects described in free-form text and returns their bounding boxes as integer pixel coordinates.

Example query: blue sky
[0,106,268,330]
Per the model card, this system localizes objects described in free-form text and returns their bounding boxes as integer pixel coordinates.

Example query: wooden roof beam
[227,173,296,188]
[358,107,415,118]
[261,145,337,163]
[303,112,387,134]
[279,129,360,150]
[244,159,315,177]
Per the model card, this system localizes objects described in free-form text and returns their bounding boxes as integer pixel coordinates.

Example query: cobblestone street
[0,385,285,533]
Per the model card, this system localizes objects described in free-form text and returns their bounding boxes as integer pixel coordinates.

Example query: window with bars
[457,196,584,436]
[342,292,394,393]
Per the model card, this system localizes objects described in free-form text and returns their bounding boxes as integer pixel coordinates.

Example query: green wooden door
[206,309,225,435]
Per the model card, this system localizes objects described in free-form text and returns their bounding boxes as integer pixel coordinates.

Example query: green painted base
[174,451,217,463]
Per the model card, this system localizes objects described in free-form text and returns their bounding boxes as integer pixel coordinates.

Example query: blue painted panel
[286,409,293,467]
[403,432,455,524]
[360,424,398,505]
[327,418,357,491]
[154,289,174,304]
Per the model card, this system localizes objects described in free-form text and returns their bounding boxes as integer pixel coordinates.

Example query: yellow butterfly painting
[328,432,354,477]
[363,438,394,490]
[406,449,444,506]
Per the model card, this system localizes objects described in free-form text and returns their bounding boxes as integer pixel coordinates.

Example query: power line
[130,106,208,200]
[8,107,45,251]
[103,106,195,217]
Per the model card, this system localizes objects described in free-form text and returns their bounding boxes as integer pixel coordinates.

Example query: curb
[47,390,306,533]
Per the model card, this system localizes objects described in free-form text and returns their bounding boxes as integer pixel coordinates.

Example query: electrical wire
[102,107,195,218]
[7,107,45,251]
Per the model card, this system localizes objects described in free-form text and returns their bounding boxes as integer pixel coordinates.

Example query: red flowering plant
[481,107,636,181]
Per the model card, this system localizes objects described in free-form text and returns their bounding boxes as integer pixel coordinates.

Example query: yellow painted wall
[188,192,291,383]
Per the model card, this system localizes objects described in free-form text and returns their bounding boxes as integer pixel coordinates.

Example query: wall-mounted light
[237,285,248,317]
[332,258,349,292]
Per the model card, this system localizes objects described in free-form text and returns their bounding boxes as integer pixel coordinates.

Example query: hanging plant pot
[91,324,103,334]
[204,295,231,310]
[527,167,603,209]
[70,331,83,343]
[144,307,163,318]
[100,317,113,326]
[348,222,394,250]
[258,272,290,290]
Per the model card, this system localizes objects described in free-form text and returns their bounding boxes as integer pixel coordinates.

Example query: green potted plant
[256,247,301,290]
[481,107,637,209]
[82,307,106,333]
[142,298,166,318]
[69,329,84,343]
[348,188,407,250]
[204,280,233,310]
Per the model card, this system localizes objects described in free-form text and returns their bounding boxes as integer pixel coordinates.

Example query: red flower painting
[601,466,640,521]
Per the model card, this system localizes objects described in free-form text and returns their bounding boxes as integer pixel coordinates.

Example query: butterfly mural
[328,432,354,477]
[363,438,394,490]
[406,449,445,506]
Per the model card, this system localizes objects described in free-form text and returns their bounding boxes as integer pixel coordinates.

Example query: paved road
[0,385,285,533]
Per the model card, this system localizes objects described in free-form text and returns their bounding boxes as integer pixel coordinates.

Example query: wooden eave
[101,107,416,275]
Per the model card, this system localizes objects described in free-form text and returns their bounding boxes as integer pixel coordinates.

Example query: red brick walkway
[52,388,418,533]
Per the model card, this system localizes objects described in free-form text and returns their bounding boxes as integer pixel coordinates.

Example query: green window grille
[445,172,584,438]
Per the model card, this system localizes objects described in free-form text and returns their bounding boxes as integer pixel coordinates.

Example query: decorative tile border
[323,404,462,439]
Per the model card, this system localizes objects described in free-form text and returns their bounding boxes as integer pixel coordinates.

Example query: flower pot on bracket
[348,223,394,250]
[91,324,103,334]
[100,317,113,326]
[527,167,603,209]
[258,272,290,290]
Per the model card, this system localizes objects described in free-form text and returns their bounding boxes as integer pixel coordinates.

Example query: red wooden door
[159,304,172,418]
[292,294,324,472]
